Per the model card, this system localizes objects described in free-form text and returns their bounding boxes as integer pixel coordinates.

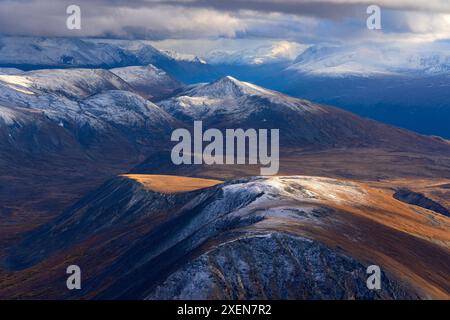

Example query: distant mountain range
[255,45,450,139]
[202,41,450,76]
[3,36,449,79]
[206,43,450,139]
[287,44,450,77]
[204,41,304,66]
[2,68,445,169]
[0,36,218,83]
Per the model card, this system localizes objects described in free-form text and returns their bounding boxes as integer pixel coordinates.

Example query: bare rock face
[146,233,417,300]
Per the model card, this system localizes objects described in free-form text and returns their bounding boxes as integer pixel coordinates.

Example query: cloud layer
[0,0,449,45]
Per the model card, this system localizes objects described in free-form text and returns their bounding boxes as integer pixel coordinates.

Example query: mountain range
[0,36,217,83]
[286,44,450,77]
[206,43,450,139]
[1,36,449,138]
[0,38,449,300]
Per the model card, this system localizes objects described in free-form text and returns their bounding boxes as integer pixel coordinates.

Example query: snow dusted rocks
[159,76,319,123]
[0,36,174,69]
[0,67,179,169]
[82,90,176,128]
[6,175,424,299]
[158,76,449,152]
[0,36,213,83]
[110,65,184,101]
[0,105,19,125]
[146,233,415,300]
[0,68,132,99]
[0,68,178,130]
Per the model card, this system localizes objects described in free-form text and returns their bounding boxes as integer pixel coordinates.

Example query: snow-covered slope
[288,45,397,77]
[0,68,178,160]
[158,75,449,151]
[82,90,176,127]
[110,65,184,101]
[405,51,450,74]
[288,45,450,77]
[159,75,319,123]
[0,37,129,67]
[161,50,207,64]
[206,41,305,65]
[0,36,213,84]
[0,68,132,99]
[0,69,136,126]
[0,104,19,125]
[0,68,174,124]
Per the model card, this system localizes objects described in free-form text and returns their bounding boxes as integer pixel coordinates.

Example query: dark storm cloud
[78,0,450,16]
[159,0,364,20]
[0,0,448,41]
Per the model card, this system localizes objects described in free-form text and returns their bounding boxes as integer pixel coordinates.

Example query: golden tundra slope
[0,175,448,299]
[123,174,222,193]
[128,174,450,299]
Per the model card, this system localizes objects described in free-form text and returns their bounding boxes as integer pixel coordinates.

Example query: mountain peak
[161,50,207,64]
[223,75,239,82]
[212,76,243,86]
[195,75,276,98]
[214,75,243,86]
[186,75,248,98]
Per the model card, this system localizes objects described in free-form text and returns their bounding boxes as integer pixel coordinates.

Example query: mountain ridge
[159,75,450,152]
[288,44,450,77]
[3,175,449,299]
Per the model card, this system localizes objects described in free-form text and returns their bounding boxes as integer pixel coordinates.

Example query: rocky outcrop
[147,233,417,300]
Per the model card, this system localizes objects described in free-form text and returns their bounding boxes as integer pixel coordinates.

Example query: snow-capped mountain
[288,44,450,77]
[6,174,448,299]
[0,36,213,83]
[0,68,132,100]
[110,65,184,101]
[0,37,134,67]
[161,50,207,64]
[158,75,448,151]
[0,36,193,68]
[288,45,395,77]
[159,75,316,115]
[0,68,178,159]
[205,41,305,65]
[0,68,174,123]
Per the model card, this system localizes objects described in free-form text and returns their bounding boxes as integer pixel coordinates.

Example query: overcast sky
[0,0,449,54]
